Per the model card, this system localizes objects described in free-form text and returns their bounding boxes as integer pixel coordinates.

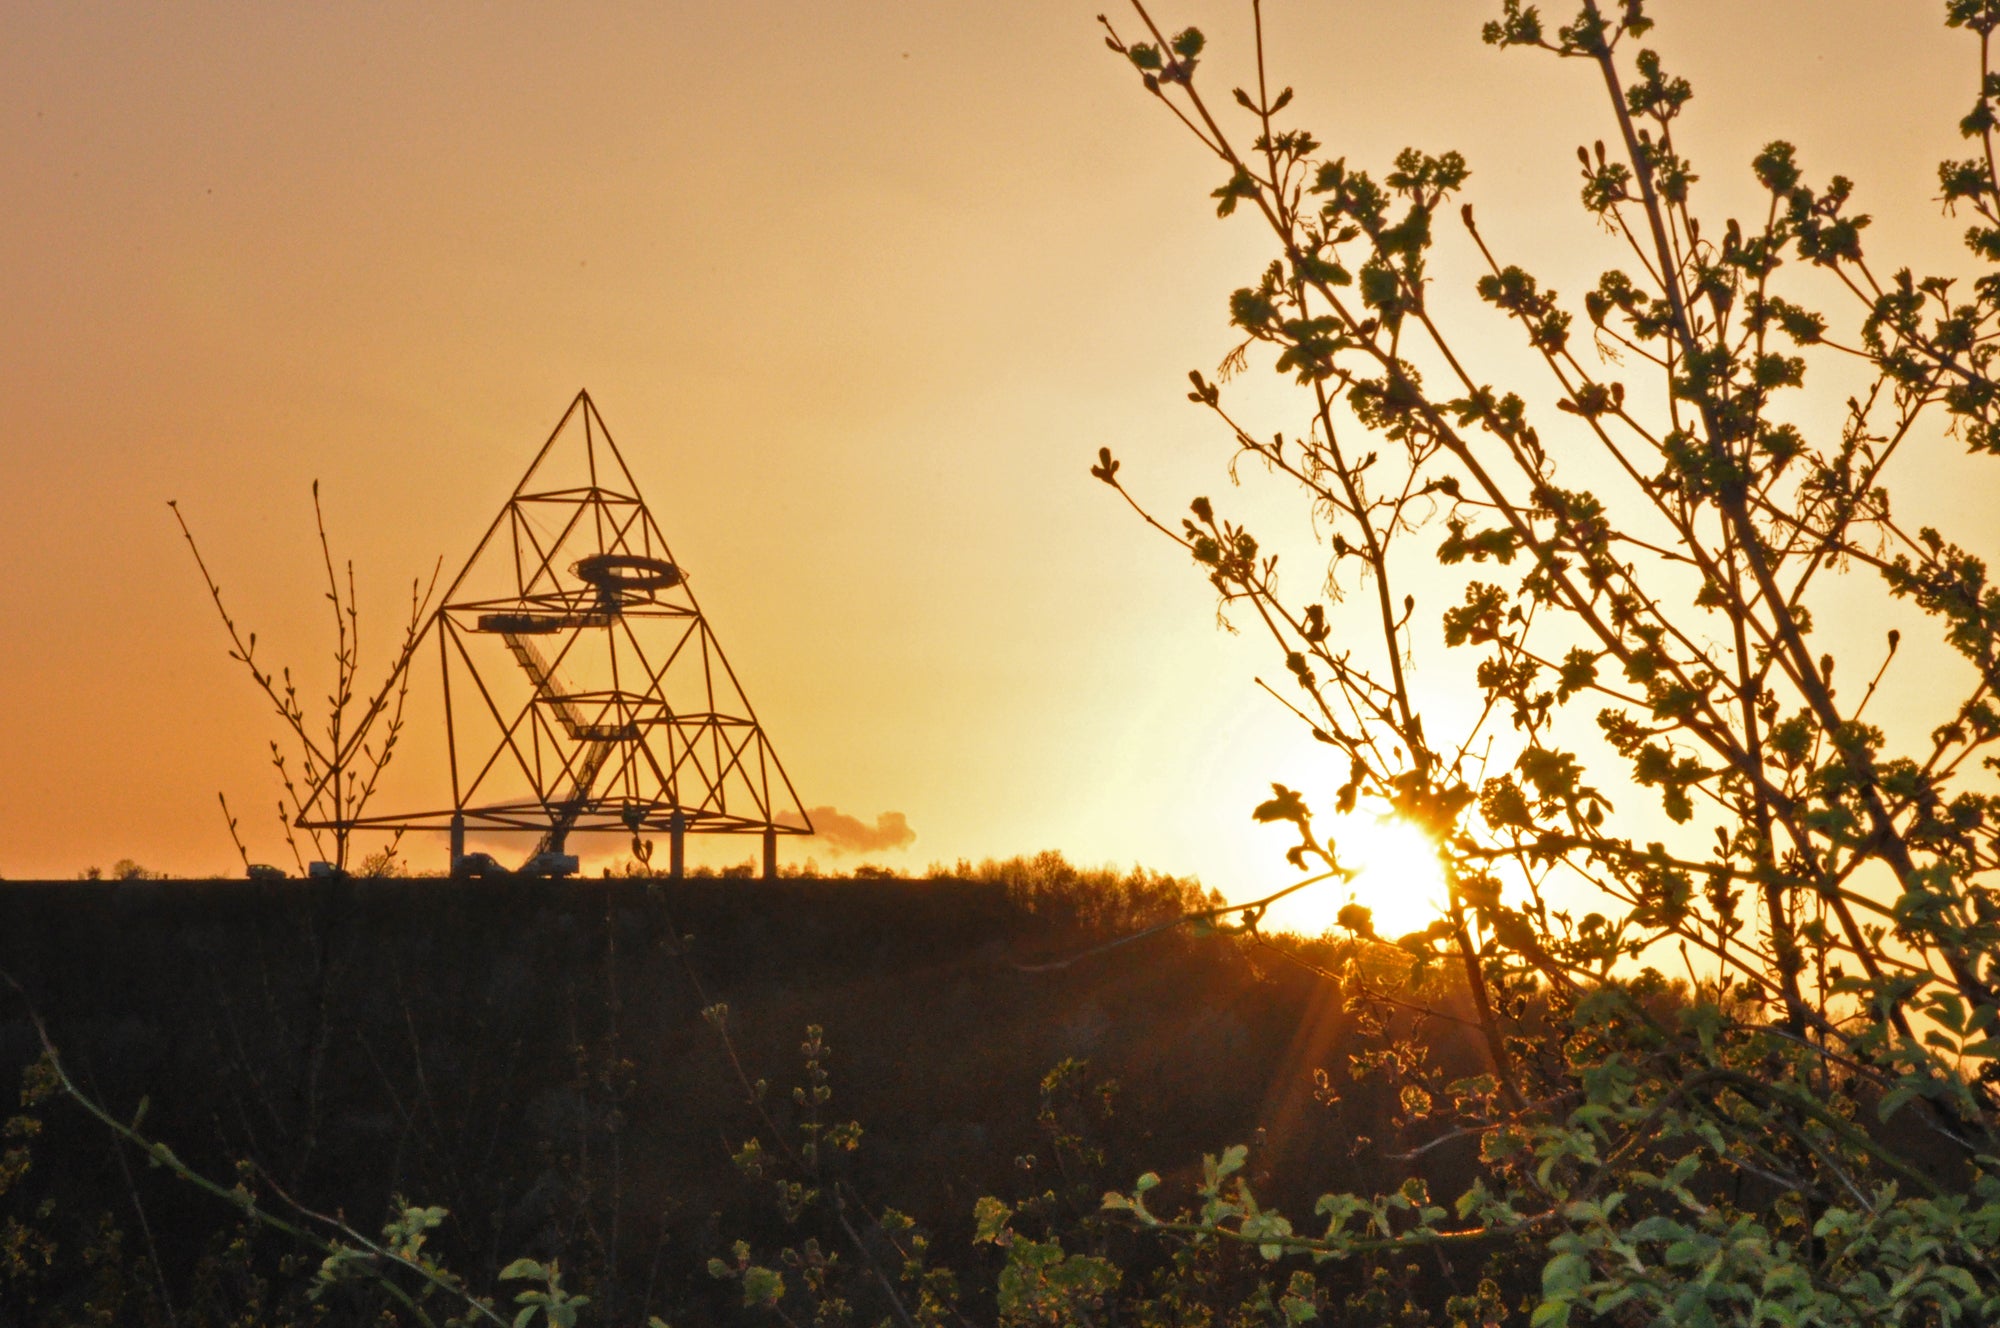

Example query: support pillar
[762,826,777,881]
[669,812,687,881]
[449,812,466,874]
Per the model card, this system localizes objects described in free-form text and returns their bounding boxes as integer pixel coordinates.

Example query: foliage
[947,850,1221,932]
[31,2,2000,1322]
[1082,0,2000,1322]
[3,861,1414,1326]
[356,845,412,878]
[2,1023,624,1328]
[74,858,160,880]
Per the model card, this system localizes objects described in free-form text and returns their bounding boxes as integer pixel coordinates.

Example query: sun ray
[1261,812,1448,940]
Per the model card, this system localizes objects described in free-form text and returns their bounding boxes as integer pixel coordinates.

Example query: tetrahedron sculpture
[323,390,810,876]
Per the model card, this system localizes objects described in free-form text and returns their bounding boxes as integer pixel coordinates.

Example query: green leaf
[1541,1251,1591,1299]
[974,1195,1013,1244]
[1878,1084,1921,1122]
[740,1266,784,1309]
[1627,1215,1689,1243]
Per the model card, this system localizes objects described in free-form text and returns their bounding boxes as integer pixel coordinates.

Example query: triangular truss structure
[313,390,810,872]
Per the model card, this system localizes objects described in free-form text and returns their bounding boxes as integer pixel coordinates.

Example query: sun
[1262,812,1449,941]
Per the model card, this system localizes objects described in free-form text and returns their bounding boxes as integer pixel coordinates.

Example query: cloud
[777,806,916,856]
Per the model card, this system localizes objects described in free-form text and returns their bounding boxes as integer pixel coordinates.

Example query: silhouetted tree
[1085,0,2000,1320]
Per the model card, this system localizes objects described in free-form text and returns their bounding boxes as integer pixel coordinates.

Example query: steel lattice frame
[301,391,811,859]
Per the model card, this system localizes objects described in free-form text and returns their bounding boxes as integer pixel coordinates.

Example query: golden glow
[1264,814,1450,942]
[0,4,1979,881]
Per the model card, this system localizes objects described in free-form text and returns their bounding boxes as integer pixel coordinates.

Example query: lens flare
[1262,813,1449,940]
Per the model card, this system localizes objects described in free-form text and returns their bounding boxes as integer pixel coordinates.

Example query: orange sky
[2,2,1991,918]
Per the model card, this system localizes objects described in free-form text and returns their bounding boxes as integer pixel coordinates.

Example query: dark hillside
[0,873,1484,1323]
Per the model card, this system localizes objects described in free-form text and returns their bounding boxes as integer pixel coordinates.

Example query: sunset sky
[3,2,1991,925]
